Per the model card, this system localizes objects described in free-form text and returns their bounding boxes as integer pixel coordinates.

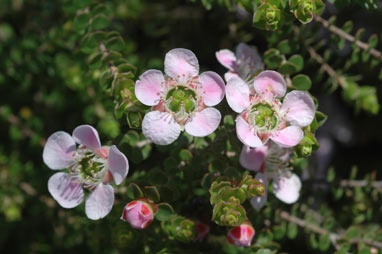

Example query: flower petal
[270,126,303,147]
[199,71,225,106]
[48,172,84,208]
[72,125,101,150]
[250,173,268,210]
[185,107,221,137]
[253,70,286,98]
[273,172,301,204]
[224,72,239,82]
[236,43,264,72]
[142,111,181,145]
[225,77,250,113]
[216,49,236,71]
[107,145,129,185]
[43,131,76,170]
[239,145,268,171]
[135,69,164,106]
[164,48,199,80]
[281,90,315,127]
[85,183,114,220]
[236,116,263,147]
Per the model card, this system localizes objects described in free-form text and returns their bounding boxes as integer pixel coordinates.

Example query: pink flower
[226,70,315,148]
[42,125,129,220]
[216,43,263,82]
[239,142,302,209]
[121,199,157,229]
[227,223,255,247]
[135,48,226,145]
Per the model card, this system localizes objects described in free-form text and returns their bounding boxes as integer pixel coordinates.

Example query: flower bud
[121,199,157,229]
[194,222,209,241]
[227,223,255,247]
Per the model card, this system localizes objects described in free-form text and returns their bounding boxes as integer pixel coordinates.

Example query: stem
[306,46,347,88]
[280,211,382,249]
[315,16,382,60]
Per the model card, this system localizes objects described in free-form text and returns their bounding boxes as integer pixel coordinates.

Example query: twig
[0,106,45,147]
[340,180,382,191]
[306,46,347,88]
[280,211,382,249]
[315,16,382,60]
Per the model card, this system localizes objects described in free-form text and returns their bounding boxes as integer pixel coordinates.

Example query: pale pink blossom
[227,223,255,247]
[240,142,302,209]
[121,199,156,229]
[135,48,225,145]
[216,43,263,82]
[226,70,315,148]
[42,125,129,220]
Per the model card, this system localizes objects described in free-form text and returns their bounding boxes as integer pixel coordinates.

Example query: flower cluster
[42,45,319,248]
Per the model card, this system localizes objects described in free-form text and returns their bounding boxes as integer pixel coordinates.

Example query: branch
[280,211,382,249]
[340,180,382,191]
[306,46,347,88]
[0,106,45,147]
[315,16,382,60]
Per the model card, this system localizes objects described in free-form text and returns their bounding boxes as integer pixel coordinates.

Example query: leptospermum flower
[42,125,129,220]
[239,142,302,209]
[227,223,255,247]
[121,199,157,229]
[216,43,264,82]
[226,70,315,148]
[135,48,225,145]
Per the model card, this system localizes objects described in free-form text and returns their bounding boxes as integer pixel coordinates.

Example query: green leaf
[74,13,90,32]
[287,222,298,239]
[256,249,273,254]
[155,203,174,221]
[223,115,234,126]
[327,167,336,182]
[368,34,378,48]
[106,36,125,52]
[264,48,283,69]
[292,74,311,90]
[91,14,109,30]
[315,111,327,127]
[179,149,192,161]
[143,186,160,202]
[309,233,318,249]
[126,183,144,200]
[81,33,98,53]
[279,61,297,75]
[278,40,292,54]
[289,55,304,72]
[126,111,142,128]
[318,234,331,251]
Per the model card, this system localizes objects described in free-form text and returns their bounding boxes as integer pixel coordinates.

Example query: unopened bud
[227,223,255,247]
[121,199,157,229]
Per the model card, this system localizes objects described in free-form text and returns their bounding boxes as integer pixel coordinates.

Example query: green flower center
[70,149,106,183]
[250,103,278,132]
[166,86,197,113]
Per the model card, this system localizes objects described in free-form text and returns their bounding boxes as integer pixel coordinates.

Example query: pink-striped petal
[225,77,250,113]
[164,48,199,80]
[72,125,101,150]
[135,70,164,106]
[199,71,225,106]
[142,111,181,145]
[236,116,263,147]
[43,131,76,170]
[250,173,268,210]
[48,172,84,208]
[273,173,301,204]
[280,90,315,127]
[270,126,303,147]
[107,145,129,185]
[216,49,236,71]
[253,70,286,99]
[239,145,268,171]
[185,107,221,137]
[85,183,114,220]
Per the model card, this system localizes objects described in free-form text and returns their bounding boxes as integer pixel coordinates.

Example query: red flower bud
[121,199,156,229]
[227,223,255,247]
[194,222,209,241]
